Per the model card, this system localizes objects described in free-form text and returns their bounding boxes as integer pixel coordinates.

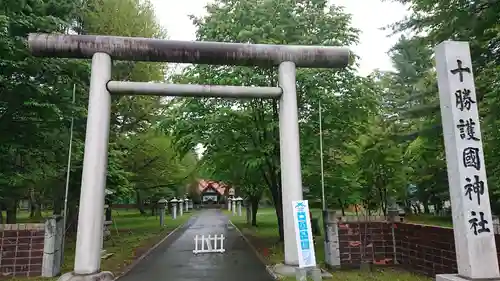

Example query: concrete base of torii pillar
[436,274,500,281]
[58,271,114,281]
[270,264,332,280]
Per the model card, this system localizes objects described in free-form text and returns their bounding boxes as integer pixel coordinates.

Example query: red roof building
[196,179,231,203]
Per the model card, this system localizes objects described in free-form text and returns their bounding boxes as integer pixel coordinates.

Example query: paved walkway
[117,209,274,281]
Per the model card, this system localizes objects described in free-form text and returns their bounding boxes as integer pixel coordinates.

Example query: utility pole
[61,84,76,265]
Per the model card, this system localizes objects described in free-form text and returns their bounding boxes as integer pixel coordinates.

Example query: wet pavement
[117,209,274,281]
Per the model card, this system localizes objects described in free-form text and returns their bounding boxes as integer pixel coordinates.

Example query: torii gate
[28,33,349,281]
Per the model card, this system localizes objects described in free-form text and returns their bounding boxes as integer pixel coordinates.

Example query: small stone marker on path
[435,41,500,281]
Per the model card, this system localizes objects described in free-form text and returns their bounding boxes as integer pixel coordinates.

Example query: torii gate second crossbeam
[28,33,350,281]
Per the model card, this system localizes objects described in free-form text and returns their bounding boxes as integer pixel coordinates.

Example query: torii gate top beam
[28,33,350,69]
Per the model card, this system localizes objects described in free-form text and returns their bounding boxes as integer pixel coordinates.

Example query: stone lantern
[157,198,168,226]
[178,198,183,216]
[235,197,243,216]
[170,198,178,219]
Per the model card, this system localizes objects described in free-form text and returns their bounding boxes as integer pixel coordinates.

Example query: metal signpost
[292,200,321,281]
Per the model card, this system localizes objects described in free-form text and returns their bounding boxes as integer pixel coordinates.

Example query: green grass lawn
[229,208,431,281]
[404,213,452,227]
[9,207,448,280]
[12,209,195,281]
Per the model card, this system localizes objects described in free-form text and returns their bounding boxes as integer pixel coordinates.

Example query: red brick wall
[394,223,457,276]
[0,224,45,278]
[338,222,395,266]
[337,221,479,277]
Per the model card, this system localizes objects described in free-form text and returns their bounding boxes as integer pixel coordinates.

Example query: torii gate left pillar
[28,33,350,281]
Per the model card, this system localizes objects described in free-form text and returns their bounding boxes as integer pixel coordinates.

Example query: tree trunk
[246,204,252,225]
[403,200,412,214]
[377,186,385,216]
[383,187,388,216]
[269,181,284,241]
[251,196,259,226]
[136,190,146,215]
[53,181,64,215]
[53,198,63,215]
[362,200,370,216]
[29,202,35,218]
[423,201,430,213]
[29,186,35,218]
[65,202,79,233]
[35,204,42,219]
[29,186,43,220]
[6,200,17,224]
[105,200,112,221]
[270,98,284,241]
[0,203,4,224]
[434,200,443,215]
[338,198,345,216]
[275,200,284,241]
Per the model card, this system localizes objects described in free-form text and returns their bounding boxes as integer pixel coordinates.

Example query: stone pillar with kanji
[435,40,499,281]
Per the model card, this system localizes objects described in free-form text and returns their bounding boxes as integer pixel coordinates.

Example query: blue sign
[292,200,316,268]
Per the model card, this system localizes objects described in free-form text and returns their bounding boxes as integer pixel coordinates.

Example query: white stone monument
[435,40,500,281]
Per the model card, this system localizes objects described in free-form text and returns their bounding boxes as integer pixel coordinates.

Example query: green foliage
[0,0,87,216]
[6,0,499,236]
[374,0,500,214]
[163,0,387,230]
[0,0,197,223]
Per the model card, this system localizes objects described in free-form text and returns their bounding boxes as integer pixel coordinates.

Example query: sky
[151,0,410,76]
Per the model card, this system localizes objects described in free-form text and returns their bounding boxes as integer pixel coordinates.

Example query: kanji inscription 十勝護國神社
[435,41,499,280]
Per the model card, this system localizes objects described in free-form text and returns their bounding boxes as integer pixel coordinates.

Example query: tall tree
[76,0,174,216]
[0,0,197,226]
[384,0,500,213]
[0,0,87,222]
[164,0,378,239]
